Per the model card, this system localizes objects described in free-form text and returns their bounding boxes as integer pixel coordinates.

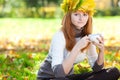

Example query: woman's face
[71,11,89,30]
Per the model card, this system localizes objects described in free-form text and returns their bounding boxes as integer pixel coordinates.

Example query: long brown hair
[61,12,92,51]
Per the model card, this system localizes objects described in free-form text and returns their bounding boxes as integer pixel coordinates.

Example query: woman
[37,0,120,80]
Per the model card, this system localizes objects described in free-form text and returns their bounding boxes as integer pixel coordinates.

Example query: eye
[74,13,78,16]
[83,13,88,16]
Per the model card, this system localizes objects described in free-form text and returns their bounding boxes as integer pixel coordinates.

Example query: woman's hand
[91,35,104,65]
[92,35,104,53]
[76,36,90,51]
[63,36,90,74]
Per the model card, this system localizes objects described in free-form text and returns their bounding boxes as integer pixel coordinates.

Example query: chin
[76,27,82,30]
[77,26,83,30]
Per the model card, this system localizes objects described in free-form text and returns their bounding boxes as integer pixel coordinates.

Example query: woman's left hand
[92,35,104,53]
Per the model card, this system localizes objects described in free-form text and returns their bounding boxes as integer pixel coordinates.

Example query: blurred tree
[24,0,40,7]
[24,0,61,18]
[0,0,8,17]
[0,0,6,11]
[111,0,120,7]
[47,0,61,5]
[116,0,120,7]
[24,0,61,7]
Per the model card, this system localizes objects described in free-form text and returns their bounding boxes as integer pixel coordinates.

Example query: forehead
[75,10,87,13]
[73,10,88,14]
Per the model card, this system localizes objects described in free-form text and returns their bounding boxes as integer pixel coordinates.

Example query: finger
[82,36,88,40]
[86,37,91,42]
[99,39,104,44]
[96,37,104,44]
[99,34,104,41]
[92,41,103,47]
[83,36,89,40]
[84,35,88,38]
[92,41,98,45]
[97,38,102,44]
[86,39,91,43]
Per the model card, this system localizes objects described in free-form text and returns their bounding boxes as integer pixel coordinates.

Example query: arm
[51,31,66,77]
[93,35,104,65]
[62,36,90,74]
[87,36,104,72]
[87,43,98,67]
[51,32,90,77]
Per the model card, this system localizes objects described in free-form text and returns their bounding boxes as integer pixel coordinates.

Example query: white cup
[88,34,101,44]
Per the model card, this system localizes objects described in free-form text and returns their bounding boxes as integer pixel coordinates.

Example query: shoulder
[53,30,64,38]
[52,30,65,41]
[52,30,66,45]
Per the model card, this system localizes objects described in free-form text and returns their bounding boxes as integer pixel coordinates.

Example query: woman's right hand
[75,36,90,52]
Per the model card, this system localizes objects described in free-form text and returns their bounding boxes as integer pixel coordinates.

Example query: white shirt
[47,31,98,69]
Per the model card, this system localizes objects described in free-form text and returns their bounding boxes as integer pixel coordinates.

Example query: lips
[78,22,84,24]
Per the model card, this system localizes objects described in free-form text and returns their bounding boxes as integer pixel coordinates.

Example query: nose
[79,15,83,21]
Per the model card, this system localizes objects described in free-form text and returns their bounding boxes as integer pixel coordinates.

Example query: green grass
[0,18,61,39]
[0,50,120,80]
[0,51,47,80]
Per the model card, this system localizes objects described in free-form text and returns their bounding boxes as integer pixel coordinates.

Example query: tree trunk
[111,0,114,7]
[116,0,119,7]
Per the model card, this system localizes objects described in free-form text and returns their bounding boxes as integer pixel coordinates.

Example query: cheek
[84,17,89,23]
[71,19,76,26]
[71,14,79,21]
[71,16,77,24]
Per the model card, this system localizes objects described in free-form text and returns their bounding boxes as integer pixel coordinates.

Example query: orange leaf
[115,51,120,57]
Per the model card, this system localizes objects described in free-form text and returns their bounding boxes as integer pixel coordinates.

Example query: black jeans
[37,67,120,80]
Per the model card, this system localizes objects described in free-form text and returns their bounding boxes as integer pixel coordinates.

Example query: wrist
[73,43,82,52]
[99,48,104,53]
[99,50,104,54]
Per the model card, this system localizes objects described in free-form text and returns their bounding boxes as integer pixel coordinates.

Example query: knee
[111,67,119,74]
[107,67,120,77]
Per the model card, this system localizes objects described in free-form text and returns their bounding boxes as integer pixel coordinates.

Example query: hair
[61,12,92,51]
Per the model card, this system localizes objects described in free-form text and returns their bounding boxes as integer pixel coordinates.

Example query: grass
[0,18,61,39]
[0,51,47,80]
[0,16,120,40]
[93,16,120,40]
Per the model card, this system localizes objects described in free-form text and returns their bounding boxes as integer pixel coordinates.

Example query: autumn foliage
[0,35,120,80]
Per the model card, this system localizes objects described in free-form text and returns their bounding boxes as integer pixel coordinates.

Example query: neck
[73,27,83,38]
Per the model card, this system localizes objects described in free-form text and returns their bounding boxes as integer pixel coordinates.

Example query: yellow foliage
[40,7,56,12]
[104,61,112,68]
[61,0,96,16]
[115,51,120,57]
[8,50,20,58]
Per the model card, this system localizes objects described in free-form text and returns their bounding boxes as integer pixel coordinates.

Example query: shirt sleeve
[92,61,104,72]
[87,43,98,67]
[50,31,66,77]
[52,64,66,77]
